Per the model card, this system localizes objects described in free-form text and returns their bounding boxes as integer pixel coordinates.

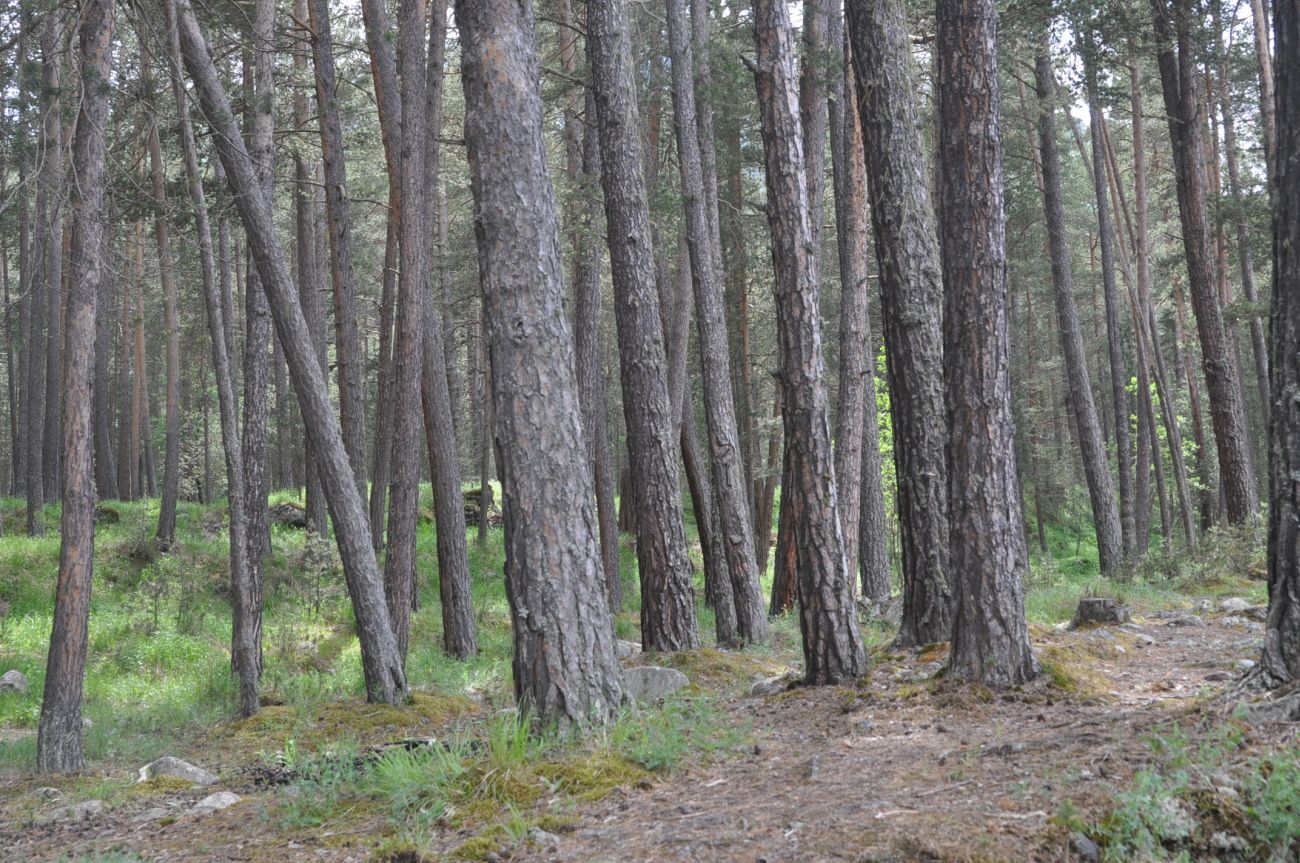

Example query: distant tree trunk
[847,0,952,643]
[1083,50,1134,559]
[142,46,183,547]
[1150,0,1258,527]
[1035,47,1124,576]
[163,0,255,715]
[42,166,64,504]
[418,0,477,660]
[115,234,133,501]
[456,0,625,725]
[177,0,409,706]
[664,0,766,643]
[938,0,1035,686]
[588,0,699,651]
[1259,0,1300,690]
[829,11,889,599]
[752,0,865,684]
[383,0,433,661]
[308,0,369,502]
[36,0,113,773]
[476,301,494,548]
[1175,279,1217,529]
[132,242,147,497]
[92,222,118,501]
[1217,47,1270,424]
[754,393,781,573]
[1249,0,1276,182]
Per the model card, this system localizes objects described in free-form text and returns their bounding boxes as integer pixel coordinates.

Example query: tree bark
[664,0,766,643]
[36,0,113,772]
[847,0,952,644]
[751,0,865,684]
[938,0,1035,686]
[1150,0,1258,527]
[176,0,409,705]
[1260,0,1300,688]
[1034,47,1125,576]
[1249,0,1276,182]
[588,0,699,651]
[456,0,625,724]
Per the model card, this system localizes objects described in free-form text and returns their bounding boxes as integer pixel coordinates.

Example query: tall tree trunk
[308,0,369,502]
[142,45,183,547]
[1150,0,1258,527]
[938,0,1035,686]
[1035,47,1125,576]
[176,0,409,705]
[830,10,889,599]
[163,0,256,715]
[751,0,865,683]
[36,0,114,772]
[847,0,952,644]
[1082,49,1134,559]
[418,0,477,659]
[664,0,766,643]
[1250,0,1276,182]
[1259,0,1300,691]
[456,0,624,724]
[588,0,699,651]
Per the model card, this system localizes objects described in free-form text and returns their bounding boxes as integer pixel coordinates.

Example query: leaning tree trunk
[829,8,889,600]
[1035,47,1125,576]
[456,0,625,725]
[938,0,1036,687]
[36,0,114,773]
[1150,0,1258,528]
[847,0,952,644]
[664,0,766,644]
[162,0,256,716]
[1260,0,1300,691]
[176,0,408,706]
[752,0,865,684]
[588,0,699,652]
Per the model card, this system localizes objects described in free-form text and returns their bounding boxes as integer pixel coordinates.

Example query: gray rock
[188,791,240,815]
[32,786,62,800]
[615,639,641,659]
[1219,597,1250,613]
[529,827,563,849]
[1133,632,1156,646]
[1194,599,1214,614]
[749,671,800,697]
[1069,832,1099,862]
[138,756,217,786]
[1236,659,1257,672]
[1210,831,1250,852]
[1165,613,1206,628]
[0,669,28,694]
[1154,797,1195,840]
[1205,671,1232,682]
[623,666,689,703]
[63,799,106,820]
[134,806,171,823]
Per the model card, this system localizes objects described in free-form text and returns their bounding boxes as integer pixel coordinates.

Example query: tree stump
[1071,597,1130,628]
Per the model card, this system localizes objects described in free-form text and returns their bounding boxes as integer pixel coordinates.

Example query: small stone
[1069,832,1100,862]
[1166,614,1206,628]
[0,669,28,694]
[1214,785,1240,800]
[134,807,170,823]
[82,717,93,730]
[33,787,62,800]
[1205,671,1232,682]
[623,666,689,703]
[485,853,502,863]
[615,639,641,659]
[1237,659,1257,672]
[529,827,563,849]
[1210,831,1250,852]
[1221,616,1250,628]
[65,799,106,820]
[138,756,217,786]
[750,671,800,697]
[1134,633,1156,646]
[189,791,240,815]
[1194,599,1214,614]
[1219,597,1250,613]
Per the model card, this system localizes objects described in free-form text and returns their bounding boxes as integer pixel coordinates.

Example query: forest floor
[1,497,1297,862]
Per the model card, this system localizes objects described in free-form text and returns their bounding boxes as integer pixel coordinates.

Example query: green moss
[535,753,650,802]
[1039,644,1114,700]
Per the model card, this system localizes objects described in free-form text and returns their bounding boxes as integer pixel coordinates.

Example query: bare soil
[2,608,1294,863]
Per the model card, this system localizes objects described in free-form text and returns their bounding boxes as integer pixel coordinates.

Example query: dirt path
[0,608,1274,862]
[514,610,1266,863]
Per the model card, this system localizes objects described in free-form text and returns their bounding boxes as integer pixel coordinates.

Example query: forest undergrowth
[0,490,1286,862]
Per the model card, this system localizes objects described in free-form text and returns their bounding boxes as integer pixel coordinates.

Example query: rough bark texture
[1250,0,1276,181]
[752,0,865,684]
[588,0,699,651]
[1035,49,1125,577]
[36,0,113,773]
[163,0,255,717]
[1151,0,1259,527]
[664,0,766,644]
[847,0,952,643]
[456,0,625,724]
[177,0,408,705]
[937,0,1036,687]
[829,10,889,600]
[1260,0,1300,688]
